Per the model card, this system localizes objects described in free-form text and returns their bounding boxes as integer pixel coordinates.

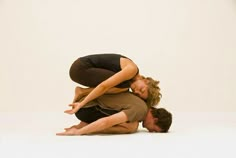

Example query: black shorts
[75,105,118,123]
[69,58,130,88]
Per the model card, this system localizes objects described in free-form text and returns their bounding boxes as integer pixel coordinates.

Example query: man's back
[84,92,148,122]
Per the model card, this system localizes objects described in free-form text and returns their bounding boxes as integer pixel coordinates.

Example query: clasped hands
[64,102,81,114]
[57,102,82,136]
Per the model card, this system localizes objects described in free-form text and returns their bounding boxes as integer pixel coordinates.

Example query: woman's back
[80,53,128,72]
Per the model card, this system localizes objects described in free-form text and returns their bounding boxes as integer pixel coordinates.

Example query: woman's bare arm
[73,86,129,102]
[65,61,137,114]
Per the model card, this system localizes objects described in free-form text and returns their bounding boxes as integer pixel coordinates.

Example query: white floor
[0,112,236,158]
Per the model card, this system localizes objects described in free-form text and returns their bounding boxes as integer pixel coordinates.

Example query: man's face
[142,110,162,132]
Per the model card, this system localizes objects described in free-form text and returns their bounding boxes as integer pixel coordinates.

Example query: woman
[65,53,161,114]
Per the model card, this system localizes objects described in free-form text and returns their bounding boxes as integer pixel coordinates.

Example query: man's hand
[56,122,88,136]
[64,102,81,114]
[56,127,80,136]
[64,122,88,131]
[64,125,78,131]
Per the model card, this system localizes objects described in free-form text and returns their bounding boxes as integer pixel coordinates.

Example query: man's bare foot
[73,86,85,103]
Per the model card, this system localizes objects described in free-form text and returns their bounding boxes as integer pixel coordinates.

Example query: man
[56,91,172,135]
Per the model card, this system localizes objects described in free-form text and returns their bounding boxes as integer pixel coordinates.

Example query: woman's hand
[64,102,81,114]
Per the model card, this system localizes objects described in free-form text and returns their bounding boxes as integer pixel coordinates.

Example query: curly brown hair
[145,77,162,108]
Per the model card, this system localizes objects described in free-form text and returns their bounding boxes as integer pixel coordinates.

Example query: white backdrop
[0,0,235,112]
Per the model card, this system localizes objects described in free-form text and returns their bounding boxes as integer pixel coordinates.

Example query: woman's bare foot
[73,86,85,103]
[73,86,93,103]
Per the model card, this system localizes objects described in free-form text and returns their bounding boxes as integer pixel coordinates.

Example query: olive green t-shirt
[83,92,148,122]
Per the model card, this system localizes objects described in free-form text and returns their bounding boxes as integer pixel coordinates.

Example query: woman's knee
[69,58,85,83]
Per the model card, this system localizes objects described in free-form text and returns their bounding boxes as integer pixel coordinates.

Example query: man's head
[142,107,172,133]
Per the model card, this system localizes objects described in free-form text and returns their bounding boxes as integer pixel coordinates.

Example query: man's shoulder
[101,92,145,103]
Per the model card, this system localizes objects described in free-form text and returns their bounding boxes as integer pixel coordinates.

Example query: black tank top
[80,53,139,88]
[81,53,131,71]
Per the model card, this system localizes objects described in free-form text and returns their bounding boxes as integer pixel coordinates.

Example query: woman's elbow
[98,83,110,92]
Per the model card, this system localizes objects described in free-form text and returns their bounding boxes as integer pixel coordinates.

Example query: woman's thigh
[69,58,115,87]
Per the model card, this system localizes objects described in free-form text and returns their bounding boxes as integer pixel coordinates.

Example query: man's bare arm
[61,121,138,135]
[98,122,139,134]
[77,111,128,135]
[57,111,128,136]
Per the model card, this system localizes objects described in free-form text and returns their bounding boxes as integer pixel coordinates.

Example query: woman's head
[145,77,162,107]
[131,76,161,107]
[130,78,149,99]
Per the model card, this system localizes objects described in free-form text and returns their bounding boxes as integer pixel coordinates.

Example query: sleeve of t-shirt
[122,101,148,122]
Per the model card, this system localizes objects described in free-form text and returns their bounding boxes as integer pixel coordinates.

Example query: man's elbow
[127,122,139,133]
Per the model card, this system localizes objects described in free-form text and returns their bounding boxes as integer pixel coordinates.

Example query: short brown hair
[145,77,162,107]
[151,107,172,132]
